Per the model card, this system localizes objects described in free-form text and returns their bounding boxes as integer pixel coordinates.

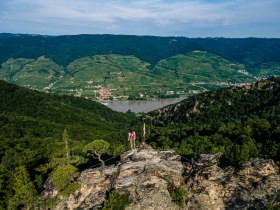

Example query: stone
[42,146,280,210]
[184,154,280,210]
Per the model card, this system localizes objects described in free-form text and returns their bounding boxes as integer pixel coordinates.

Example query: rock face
[45,145,280,210]
[184,154,280,210]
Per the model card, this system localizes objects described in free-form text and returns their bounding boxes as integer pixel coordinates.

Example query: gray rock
[184,154,280,210]
[43,147,280,210]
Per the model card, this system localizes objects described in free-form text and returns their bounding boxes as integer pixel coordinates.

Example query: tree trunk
[97,154,105,167]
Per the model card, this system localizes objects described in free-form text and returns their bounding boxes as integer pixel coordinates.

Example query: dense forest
[145,77,280,167]
[1,33,280,73]
[0,77,279,208]
[0,80,138,209]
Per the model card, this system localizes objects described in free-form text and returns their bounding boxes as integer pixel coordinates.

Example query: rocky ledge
[44,145,280,210]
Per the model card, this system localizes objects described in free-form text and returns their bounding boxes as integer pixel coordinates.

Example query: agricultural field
[0,51,260,99]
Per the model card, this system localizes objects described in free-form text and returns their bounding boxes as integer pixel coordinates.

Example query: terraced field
[0,51,258,99]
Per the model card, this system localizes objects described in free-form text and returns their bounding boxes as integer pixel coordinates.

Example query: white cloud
[0,0,280,36]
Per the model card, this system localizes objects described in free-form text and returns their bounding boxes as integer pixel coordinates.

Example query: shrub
[170,187,187,207]
[102,190,130,210]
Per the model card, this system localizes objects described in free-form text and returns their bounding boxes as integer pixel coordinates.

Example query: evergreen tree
[8,166,36,210]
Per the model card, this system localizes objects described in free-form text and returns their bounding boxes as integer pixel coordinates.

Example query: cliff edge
[43,145,280,209]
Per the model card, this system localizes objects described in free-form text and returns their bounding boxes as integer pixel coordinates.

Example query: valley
[0,52,257,101]
[1,34,280,102]
[1,0,280,206]
[0,77,279,209]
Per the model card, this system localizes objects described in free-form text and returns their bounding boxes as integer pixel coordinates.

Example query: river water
[99,97,187,113]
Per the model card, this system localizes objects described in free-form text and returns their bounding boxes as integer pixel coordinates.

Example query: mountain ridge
[1,33,280,68]
[0,77,279,209]
[0,52,256,99]
[2,33,280,99]
[144,77,280,167]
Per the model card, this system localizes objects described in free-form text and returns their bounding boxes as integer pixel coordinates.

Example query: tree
[84,140,110,167]
[51,164,80,197]
[63,128,70,159]
[35,130,83,197]
[8,166,36,210]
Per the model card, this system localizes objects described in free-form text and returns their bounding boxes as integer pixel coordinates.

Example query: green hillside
[1,34,280,77]
[155,51,250,81]
[52,54,154,97]
[144,77,280,167]
[0,77,279,208]
[0,52,257,99]
[0,56,64,90]
[2,34,280,99]
[249,61,280,76]
[0,80,138,141]
[0,80,139,208]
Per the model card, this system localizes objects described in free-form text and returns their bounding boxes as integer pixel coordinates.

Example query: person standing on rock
[128,128,136,150]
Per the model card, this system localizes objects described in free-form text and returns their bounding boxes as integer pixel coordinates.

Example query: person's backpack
[130,131,135,140]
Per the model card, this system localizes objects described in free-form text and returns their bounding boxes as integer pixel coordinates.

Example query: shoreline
[97,97,188,113]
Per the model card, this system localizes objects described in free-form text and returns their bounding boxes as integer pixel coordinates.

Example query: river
[99,97,187,113]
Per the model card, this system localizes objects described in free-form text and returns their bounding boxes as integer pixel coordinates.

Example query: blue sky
[0,0,280,37]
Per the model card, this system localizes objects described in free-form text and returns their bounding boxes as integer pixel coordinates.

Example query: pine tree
[8,166,36,210]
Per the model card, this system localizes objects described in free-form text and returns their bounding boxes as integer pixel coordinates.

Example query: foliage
[169,187,187,207]
[1,34,280,99]
[34,197,59,210]
[0,62,279,208]
[0,81,137,209]
[63,129,70,159]
[112,144,127,156]
[1,34,280,73]
[267,204,280,210]
[146,77,280,167]
[84,140,111,167]
[102,190,130,210]
[51,164,80,197]
[7,166,37,210]
[0,52,256,99]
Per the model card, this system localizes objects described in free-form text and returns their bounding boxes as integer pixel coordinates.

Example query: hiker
[128,128,136,150]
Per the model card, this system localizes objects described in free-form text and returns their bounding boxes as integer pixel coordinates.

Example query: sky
[0,0,280,37]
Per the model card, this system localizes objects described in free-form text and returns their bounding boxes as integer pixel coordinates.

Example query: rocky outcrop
[184,154,280,210]
[51,145,183,210]
[44,145,280,210]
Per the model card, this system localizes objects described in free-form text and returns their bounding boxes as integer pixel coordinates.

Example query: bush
[51,164,80,197]
[170,187,187,207]
[267,204,280,210]
[102,190,130,210]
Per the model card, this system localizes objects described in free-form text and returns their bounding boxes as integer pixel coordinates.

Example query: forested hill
[145,77,280,167]
[1,33,280,70]
[147,77,280,125]
[0,80,137,141]
[0,80,138,209]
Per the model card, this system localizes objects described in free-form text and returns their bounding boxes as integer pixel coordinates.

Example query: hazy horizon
[1,0,280,38]
[1,32,280,39]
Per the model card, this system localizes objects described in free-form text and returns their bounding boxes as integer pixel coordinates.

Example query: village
[37,68,277,101]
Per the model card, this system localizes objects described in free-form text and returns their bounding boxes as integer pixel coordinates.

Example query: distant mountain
[1,34,280,99]
[0,52,256,98]
[1,34,280,72]
[145,77,280,167]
